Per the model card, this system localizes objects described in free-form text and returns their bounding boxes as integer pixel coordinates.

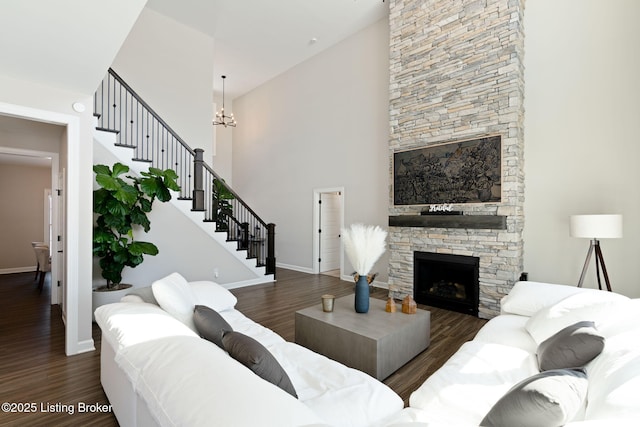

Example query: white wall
[232,18,390,281]
[523,0,640,297]
[0,163,51,270]
[112,7,215,161]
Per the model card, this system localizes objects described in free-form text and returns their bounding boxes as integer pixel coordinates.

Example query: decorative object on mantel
[342,224,388,313]
[385,297,397,313]
[213,75,237,128]
[570,214,623,292]
[402,295,417,314]
[393,135,501,205]
[421,204,462,215]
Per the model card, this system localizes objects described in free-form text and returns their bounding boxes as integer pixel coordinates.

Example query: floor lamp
[570,214,623,292]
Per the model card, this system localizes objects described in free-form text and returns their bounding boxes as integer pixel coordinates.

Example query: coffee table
[295,295,430,380]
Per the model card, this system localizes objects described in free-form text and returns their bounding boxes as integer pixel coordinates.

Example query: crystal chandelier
[213,75,236,127]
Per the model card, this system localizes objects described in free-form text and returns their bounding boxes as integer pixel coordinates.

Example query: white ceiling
[146,0,389,100]
[0,0,147,95]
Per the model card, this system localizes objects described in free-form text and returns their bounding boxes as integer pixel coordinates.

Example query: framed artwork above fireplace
[393,135,502,205]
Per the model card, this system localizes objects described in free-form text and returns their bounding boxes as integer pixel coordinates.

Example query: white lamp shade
[570,214,623,239]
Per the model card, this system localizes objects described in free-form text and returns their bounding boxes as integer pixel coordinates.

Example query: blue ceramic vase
[354,274,370,313]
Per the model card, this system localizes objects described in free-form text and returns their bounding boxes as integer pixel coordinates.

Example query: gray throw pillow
[537,320,605,371]
[193,305,233,349]
[481,368,588,427]
[222,331,298,398]
[126,286,159,305]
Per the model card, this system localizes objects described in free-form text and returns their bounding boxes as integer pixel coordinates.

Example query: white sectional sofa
[96,274,640,427]
[94,272,403,427]
[387,281,640,426]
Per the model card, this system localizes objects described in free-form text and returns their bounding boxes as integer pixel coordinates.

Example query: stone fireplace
[387,0,526,319]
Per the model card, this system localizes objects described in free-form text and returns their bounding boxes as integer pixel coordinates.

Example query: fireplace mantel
[388,215,507,230]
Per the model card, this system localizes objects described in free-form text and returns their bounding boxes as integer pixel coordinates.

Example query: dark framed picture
[393,135,502,205]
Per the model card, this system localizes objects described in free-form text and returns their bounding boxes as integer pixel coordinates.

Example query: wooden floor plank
[0,268,486,425]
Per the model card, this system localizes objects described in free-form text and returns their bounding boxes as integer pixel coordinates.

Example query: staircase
[93,68,275,282]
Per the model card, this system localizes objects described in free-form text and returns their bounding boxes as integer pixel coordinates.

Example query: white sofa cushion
[115,336,328,427]
[585,329,640,421]
[525,291,629,344]
[269,341,404,427]
[408,341,539,426]
[190,280,238,312]
[94,302,198,353]
[473,314,537,353]
[500,281,586,316]
[220,309,286,349]
[152,272,197,331]
[595,299,640,338]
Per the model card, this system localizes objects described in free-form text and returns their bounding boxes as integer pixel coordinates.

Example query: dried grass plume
[342,224,387,276]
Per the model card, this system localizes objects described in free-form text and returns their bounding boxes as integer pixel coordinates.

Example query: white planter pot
[92,284,133,321]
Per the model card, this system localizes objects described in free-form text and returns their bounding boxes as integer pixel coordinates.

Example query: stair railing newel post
[240,222,249,250]
[267,223,276,276]
[193,148,205,211]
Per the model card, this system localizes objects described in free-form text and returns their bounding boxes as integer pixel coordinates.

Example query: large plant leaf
[95,174,121,191]
[114,182,138,205]
[93,164,111,175]
[139,176,160,198]
[139,198,152,213]
[130,207,151,232]
[161,169,181,192]
[111,162,129,177]
[154,180,172,202]
[93,188,111,214]
[129,241,159,256]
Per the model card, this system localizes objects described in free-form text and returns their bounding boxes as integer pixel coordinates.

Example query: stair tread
[96,127,119,134]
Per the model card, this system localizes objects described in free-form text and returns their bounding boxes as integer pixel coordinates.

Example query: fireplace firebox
[413,251,479,316]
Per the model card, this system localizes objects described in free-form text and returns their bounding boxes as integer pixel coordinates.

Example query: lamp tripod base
[577,239,612,292]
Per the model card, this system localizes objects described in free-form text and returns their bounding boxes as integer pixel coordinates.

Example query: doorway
[0,146,59,306]
[312,188,344,278]
[0,102,91,356]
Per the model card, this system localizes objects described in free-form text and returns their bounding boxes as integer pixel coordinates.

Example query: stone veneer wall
[388,0,526,318]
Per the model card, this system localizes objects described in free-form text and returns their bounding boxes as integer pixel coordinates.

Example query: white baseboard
[0,266,36,275]
[67,338,96,356]
[276,263,314,274]
[222,275,275,290]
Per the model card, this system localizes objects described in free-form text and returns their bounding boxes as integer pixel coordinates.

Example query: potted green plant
[212,178,234,232]
[92,162,180,299]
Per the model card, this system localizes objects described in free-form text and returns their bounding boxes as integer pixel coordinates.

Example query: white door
[319,192,342,273]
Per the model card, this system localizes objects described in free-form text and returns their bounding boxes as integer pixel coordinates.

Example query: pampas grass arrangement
[342,224,387,276]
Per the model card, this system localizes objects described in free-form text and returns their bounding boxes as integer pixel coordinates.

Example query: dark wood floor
[0,268,486,426]
[0,272,115,426]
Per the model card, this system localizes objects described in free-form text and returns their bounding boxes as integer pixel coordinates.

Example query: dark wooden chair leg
[38,271,45,293]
